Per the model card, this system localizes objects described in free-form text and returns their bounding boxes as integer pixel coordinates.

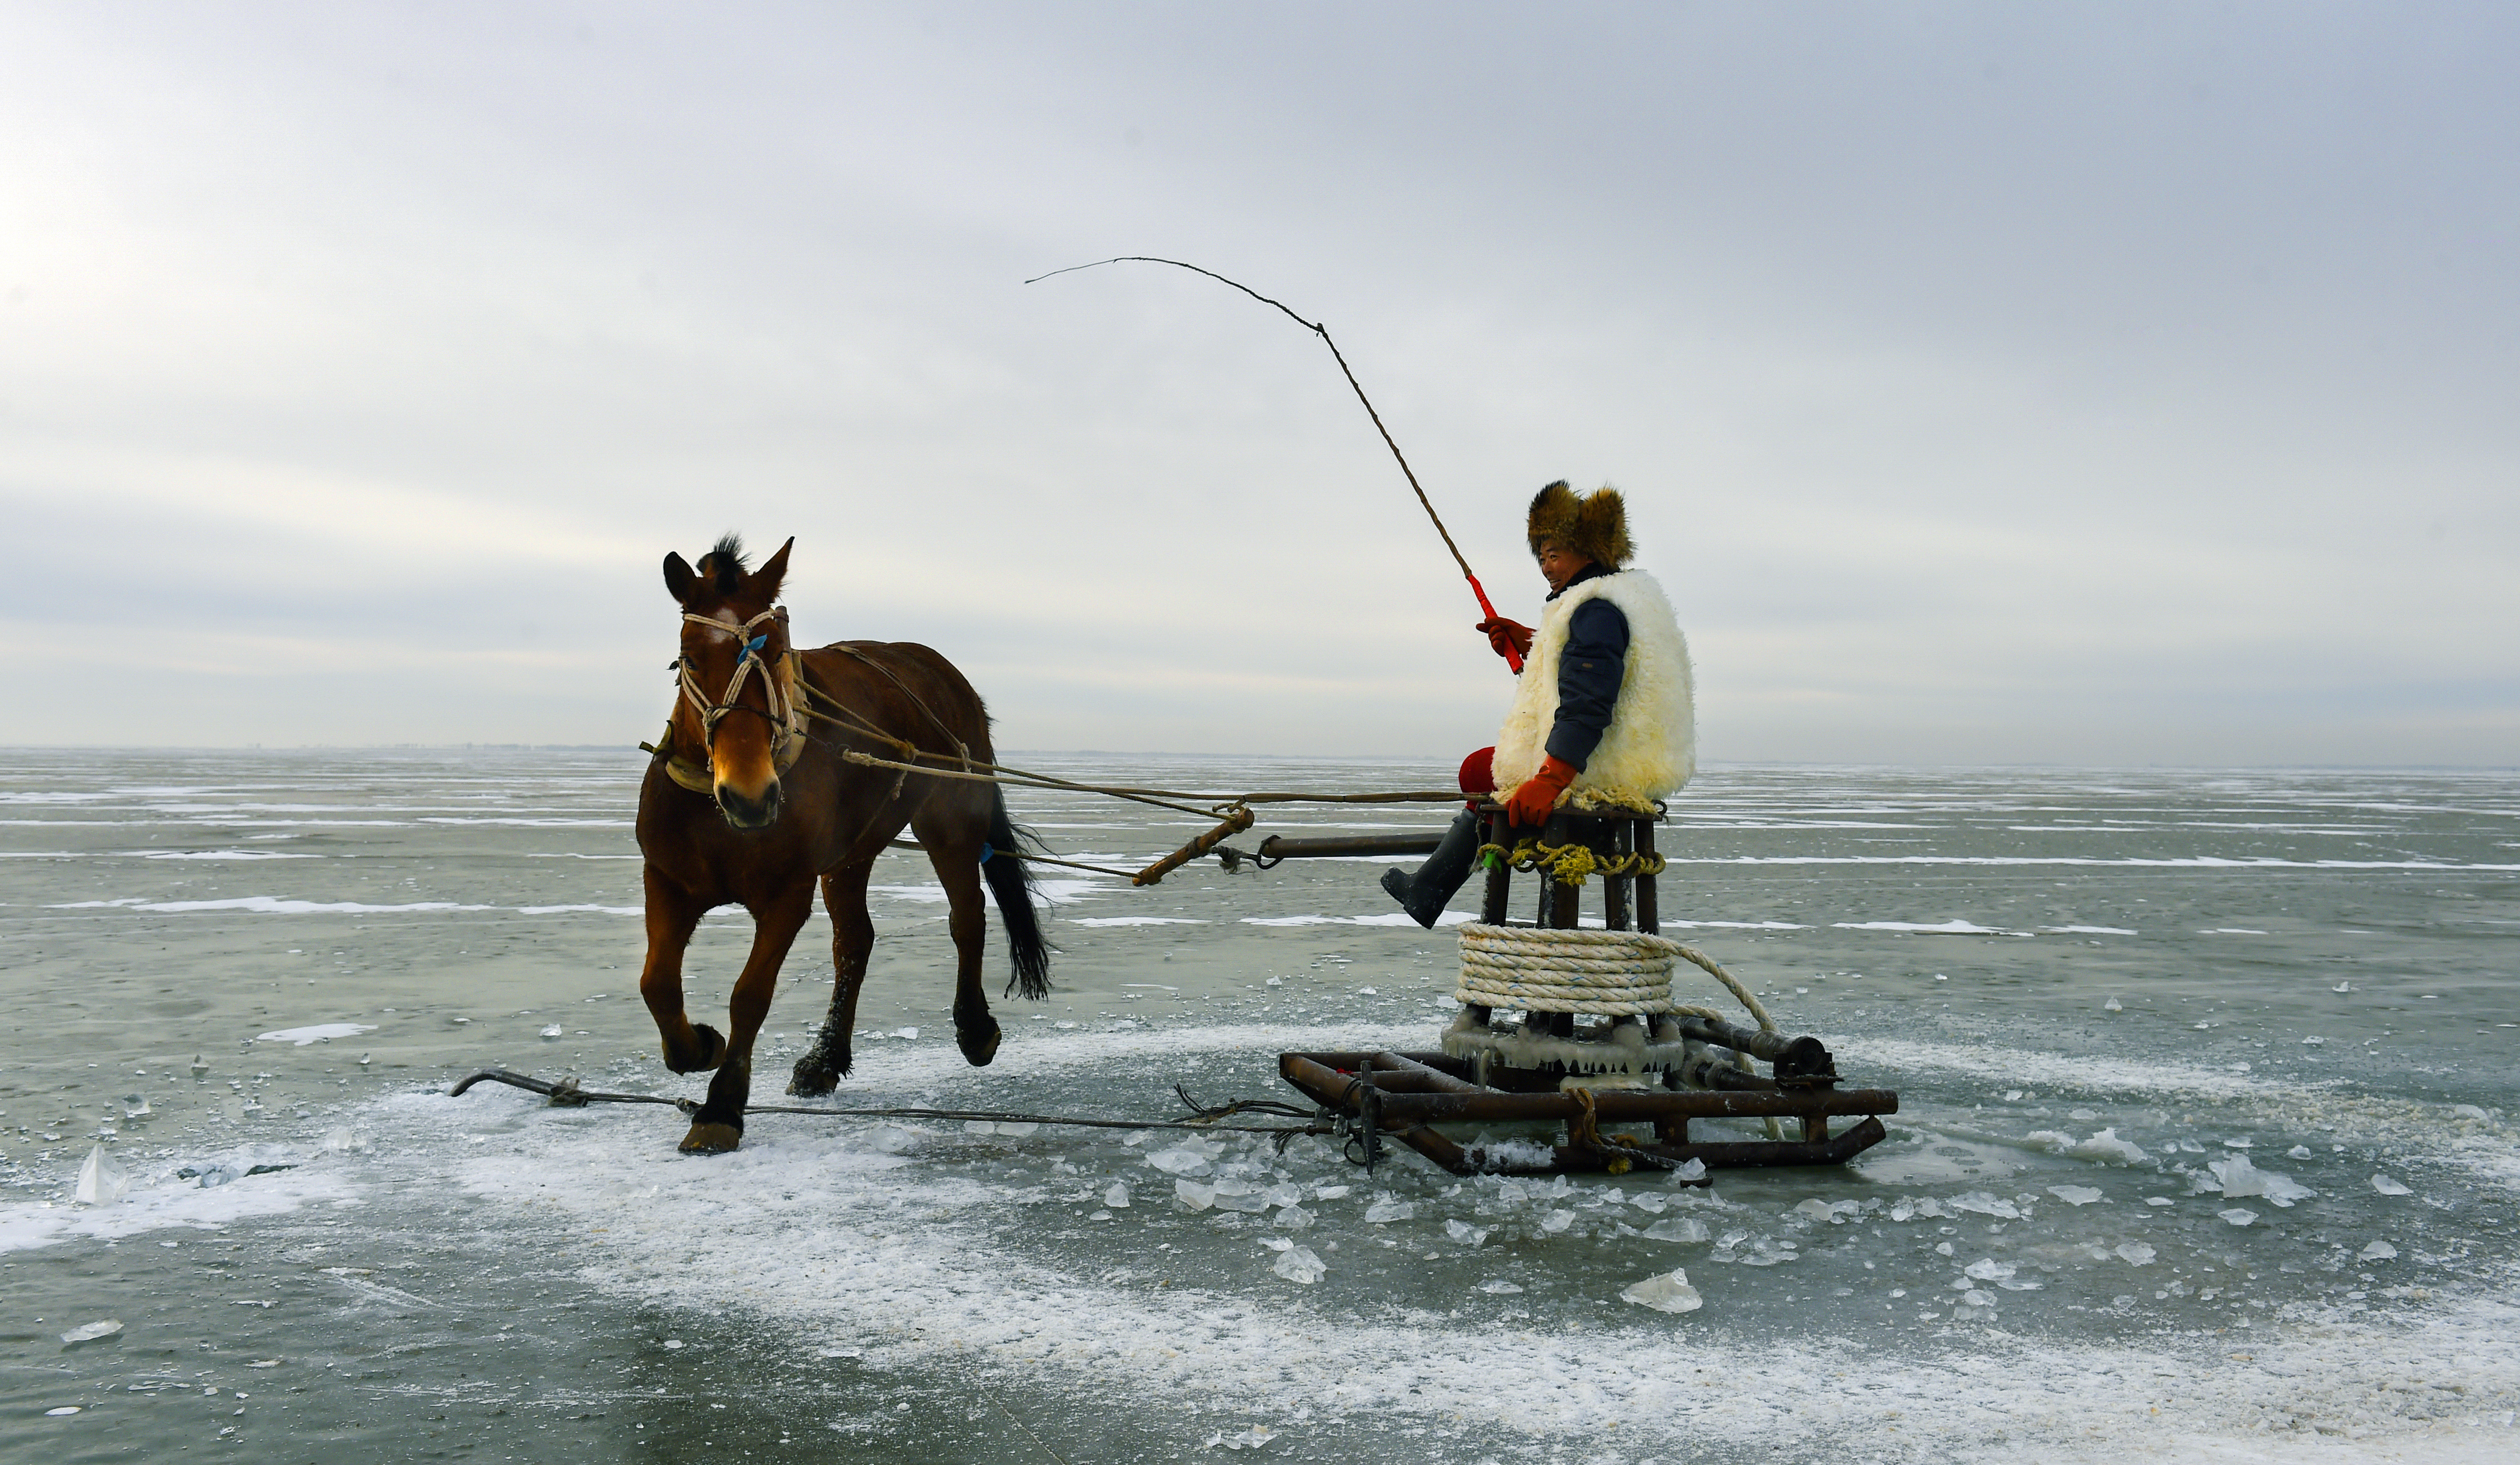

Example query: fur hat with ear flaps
[1526,481,1634,569]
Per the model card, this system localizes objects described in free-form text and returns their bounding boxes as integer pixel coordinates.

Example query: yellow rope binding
[1475,839,1666,886]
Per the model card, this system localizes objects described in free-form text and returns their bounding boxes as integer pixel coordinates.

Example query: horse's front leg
[638,867,723,1074]
[790,862,874,1096]
[680,880,815,1155]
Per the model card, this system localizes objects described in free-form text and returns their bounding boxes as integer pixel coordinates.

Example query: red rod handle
[1466,572,1523,673]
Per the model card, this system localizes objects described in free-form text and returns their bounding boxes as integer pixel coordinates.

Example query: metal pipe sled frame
[1280,1051,1895,1177]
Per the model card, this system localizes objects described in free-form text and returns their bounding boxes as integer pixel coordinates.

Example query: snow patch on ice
[255,1023,377,1046]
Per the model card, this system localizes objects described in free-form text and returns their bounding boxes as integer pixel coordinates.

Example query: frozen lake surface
[4,749,2516,1462]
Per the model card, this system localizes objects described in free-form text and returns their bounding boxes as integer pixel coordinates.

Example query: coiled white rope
[1454,925,1788,1137]
[1454,924,1682,1014]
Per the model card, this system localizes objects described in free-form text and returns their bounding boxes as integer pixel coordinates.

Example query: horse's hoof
[956,1019,1002,1068]
[787,1055,844,1097]
[664,1024,729,1074]
[678,1122,743,1155]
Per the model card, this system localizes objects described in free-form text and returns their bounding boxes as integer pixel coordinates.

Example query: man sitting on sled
[1380,481,1697,927]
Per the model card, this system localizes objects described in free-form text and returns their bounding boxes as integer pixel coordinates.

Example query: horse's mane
[704,532,748,572]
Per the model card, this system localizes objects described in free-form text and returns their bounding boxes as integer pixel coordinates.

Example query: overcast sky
[3,3,2512,764]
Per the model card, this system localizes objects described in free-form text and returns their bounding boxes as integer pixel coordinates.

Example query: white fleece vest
[1490,569,1695,811]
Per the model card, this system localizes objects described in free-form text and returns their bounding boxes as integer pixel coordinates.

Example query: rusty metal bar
[1253,831,1446,860]
[1671,1017,1838,1085]
[1604,817,1631,931]
[1636,820,1659,935]
[1284,1053,1894,1123]
[1364,1051,1483,1093]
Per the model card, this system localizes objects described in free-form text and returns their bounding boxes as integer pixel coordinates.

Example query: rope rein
[451,1071,1356,1155]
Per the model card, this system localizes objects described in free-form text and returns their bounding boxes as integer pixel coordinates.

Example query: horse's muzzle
[713,780,783,831]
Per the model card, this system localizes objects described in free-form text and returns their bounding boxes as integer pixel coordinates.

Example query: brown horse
[636,534,1050,1153]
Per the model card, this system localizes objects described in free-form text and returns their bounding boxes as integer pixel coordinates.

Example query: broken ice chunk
[1211,1181,1269,1213]
[2104,997,2123,1012]
[1668,1158,1708,1183]
[1144,1147,1212,1177]
[1262,1182,1304,1210]
[2068,1128,2149,1165]
[2370,1174,2412,1196]
[1445,1219,1490,1247]
[1643,1217,1710,1244]
[1478,1278,1524,1294]
[1273,1205,1315,1230]
[1621,1268,1704,1314]
[2115,1241,2157,1266]
[2218,1208,2259,1227]
[1963,1257,2017,1282]
[1539,1208,1574,1234]
[2286,1145,2313,1160]
[2357,1240,2398,1262]
[1174,1180,1217,1212]
[1888,1199,1916,1222]
[2208,1155,2316,1207]
[963,1120,998,1136]
[1363,1196,1414,1224]
[1791,1197,1860,1223]
[2046,1185,2105,1206]
[74,1145,130,1206]
[1313,1184,1351,1201]
[1947,1191,2022,1220]
[539,1025,564,1040]
[995,1123,1038,1138]
[891,1027,919,1040]
[60,1319,122,1344]
[1102,1182,1131,1209]
[1272,1246,1327,1284]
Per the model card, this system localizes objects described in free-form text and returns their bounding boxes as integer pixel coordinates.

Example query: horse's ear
[663,552,698,605]
[750,537,795,601]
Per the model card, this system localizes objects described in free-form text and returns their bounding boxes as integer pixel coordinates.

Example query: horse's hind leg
[790,862,874,1096]
[681,879,815,1155]
[921,824,1001,1067]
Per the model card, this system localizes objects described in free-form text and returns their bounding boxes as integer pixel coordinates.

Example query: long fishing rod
[1026,256,1524,672]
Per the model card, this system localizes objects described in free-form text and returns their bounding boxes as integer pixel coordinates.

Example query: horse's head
[663,534,797,831]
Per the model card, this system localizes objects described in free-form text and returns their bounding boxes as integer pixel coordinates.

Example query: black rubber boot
[1379,809,1483,928]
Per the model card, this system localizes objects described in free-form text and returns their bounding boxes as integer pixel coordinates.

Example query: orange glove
[1501,756,1579,828]
[1476,617,1534,663]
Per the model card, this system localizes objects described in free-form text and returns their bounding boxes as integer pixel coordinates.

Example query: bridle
[675,606,801,768]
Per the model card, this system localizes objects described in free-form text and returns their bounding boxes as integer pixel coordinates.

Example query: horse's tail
[982,786,1053,1000]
